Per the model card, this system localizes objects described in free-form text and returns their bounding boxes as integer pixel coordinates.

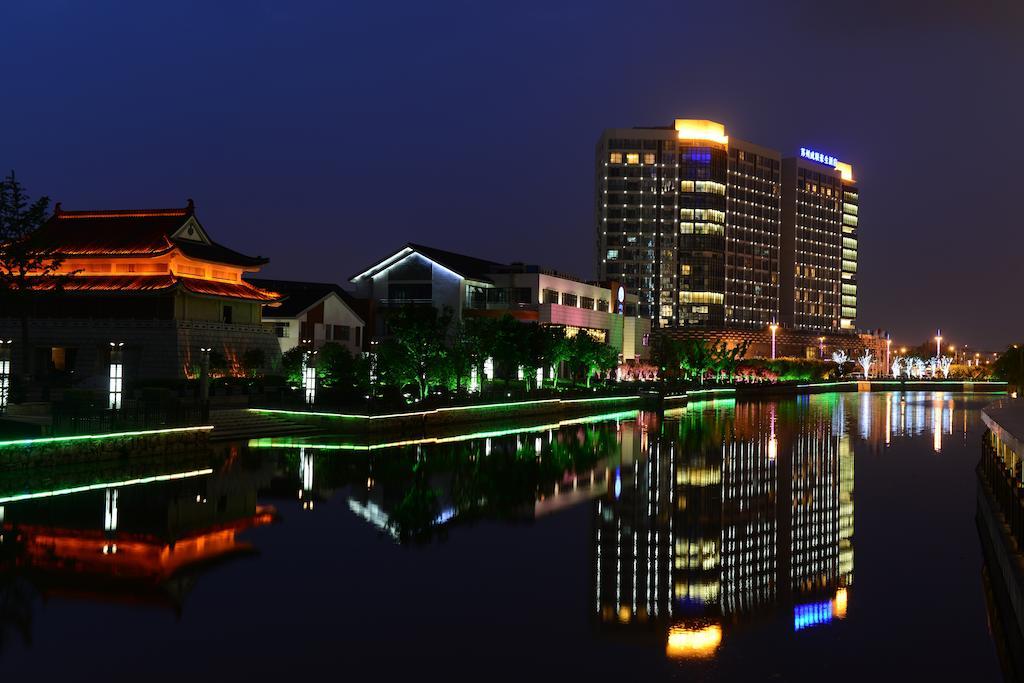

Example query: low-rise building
[350,243,651,360]
[246,279,366,356]
[1,200,282,386]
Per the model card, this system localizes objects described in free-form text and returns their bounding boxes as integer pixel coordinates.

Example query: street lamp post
[885,338,891,375]
[935,330,942,360]
[819,336,825,359]
[0,339,12,414]
[108,342,125,410]
[301,338,316,406]
[769,323,779,360]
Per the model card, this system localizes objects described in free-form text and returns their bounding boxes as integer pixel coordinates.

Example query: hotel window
[543,289,559,304]
[626,153,640,165]
[561,293,578,307]
[606,249,619,259]
[581,296,595,310]
[598,299,609,312]
[643,153,655,164]
[609,152,622,164]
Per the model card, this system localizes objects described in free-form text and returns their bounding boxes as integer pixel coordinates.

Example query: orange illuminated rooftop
[675,119,728,145]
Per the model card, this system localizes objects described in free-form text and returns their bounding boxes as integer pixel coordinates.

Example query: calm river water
[0,392,1006,681]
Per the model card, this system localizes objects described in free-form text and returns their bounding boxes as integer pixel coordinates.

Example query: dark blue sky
[3,1,1022,348]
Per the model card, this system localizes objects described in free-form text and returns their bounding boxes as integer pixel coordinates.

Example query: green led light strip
[248,409,639,452]
[0,468,214,504]
[250,395,640,420]
[0,425,214,449]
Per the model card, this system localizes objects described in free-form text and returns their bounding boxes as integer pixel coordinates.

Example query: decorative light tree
[926,357,938,379]
[939,355,953,379]
[890,356,902,379]
[912,357,926,378]
[832,350,848,378]
[857,351,873,378]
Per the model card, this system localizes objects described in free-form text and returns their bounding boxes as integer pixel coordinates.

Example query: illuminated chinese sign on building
[799,147,839,168]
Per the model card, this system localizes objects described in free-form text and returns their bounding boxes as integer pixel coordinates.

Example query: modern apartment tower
[780,149,858,331]
[596,120,855,335]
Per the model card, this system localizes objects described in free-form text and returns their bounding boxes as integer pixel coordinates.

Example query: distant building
[595,119,858,336]
[781,151,858,331]
[246,278,366,356]
[1,200,282,385]
[350,243,651,360]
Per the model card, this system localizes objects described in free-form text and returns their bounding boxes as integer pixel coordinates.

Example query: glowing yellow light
[835,161,854,182]
[833,587,848,618]
[666,624,722,658]
[674,119,728,145]
[618,606,632,623]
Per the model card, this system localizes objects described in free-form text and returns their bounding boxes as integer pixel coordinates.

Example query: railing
[51,399,208,436]
[979,433,1024,551]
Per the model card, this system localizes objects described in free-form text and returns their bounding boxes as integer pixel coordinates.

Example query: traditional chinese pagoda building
[1,200,282,383]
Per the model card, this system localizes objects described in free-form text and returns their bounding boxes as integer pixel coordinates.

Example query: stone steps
[208,409,321,441]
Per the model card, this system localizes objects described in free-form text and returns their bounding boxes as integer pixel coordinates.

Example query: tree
[317,342,368,392]
[711,340,748,382]
[519,323,554,390]
[679,339,715,384]
[375,305,453,399]
[281,347,305,386]
[568,333,619,388]
[994,346,1024,392]
[0,172,66,393]
[857,350,872,378]
[545,326,573,388]
[831,350,848,378]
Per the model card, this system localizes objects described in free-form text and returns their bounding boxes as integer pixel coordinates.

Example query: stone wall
[0,317,282,384]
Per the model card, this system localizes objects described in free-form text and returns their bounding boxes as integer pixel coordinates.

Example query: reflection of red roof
[28,274,282,302]
[24,201,268,266]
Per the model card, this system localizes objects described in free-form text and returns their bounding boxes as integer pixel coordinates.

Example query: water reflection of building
[338,424,620,542]
[594,398,855,656]
[0,453,276,611]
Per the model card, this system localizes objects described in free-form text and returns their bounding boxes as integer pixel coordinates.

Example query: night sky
[3,1,1022,349]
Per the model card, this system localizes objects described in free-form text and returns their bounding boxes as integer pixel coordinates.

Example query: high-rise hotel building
[780,150,858,331]
[596,120,856,333]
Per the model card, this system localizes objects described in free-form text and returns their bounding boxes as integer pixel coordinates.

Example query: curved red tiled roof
[26,274,282,302]
[24,201,268,266]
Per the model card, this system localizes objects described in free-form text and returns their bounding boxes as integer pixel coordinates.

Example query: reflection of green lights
[0,425,214,449]
[248,410,639,452]
[664,398,736,416]
[0,468,213,504]
[249,395,640,421]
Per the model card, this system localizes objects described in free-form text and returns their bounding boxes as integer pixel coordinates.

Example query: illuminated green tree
[375,305,453,399]
[569,333,619,388]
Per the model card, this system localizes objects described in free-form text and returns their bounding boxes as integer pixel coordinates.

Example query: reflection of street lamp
[199,347,212,417]
[769,323,779,360]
